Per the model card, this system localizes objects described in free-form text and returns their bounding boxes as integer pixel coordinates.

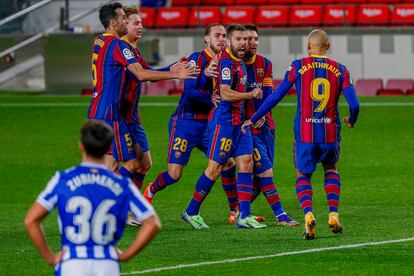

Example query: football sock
[259,177,284,217]
[186,173,215,216]
[150,171,177,194]
[250,176,261,203]
[237,172,253,219]
[295,176,313,215]
[324,171,341,213]
[130,172,145,190]
[220,165,239,212]
[116,166,131,178]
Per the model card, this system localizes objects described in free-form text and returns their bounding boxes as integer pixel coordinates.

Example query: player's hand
[241,120,253,134]
[204,60,218,78]
[343,116,354,128]
[212,93,221,108]
[253,116,266,129]
[177,66,200,80]
[170,60,188,72]
[47,250,64,266]
[252,88,263,99]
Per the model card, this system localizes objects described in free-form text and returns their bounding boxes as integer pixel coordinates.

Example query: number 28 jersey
[287,55,353,144]
[36,162,155,261]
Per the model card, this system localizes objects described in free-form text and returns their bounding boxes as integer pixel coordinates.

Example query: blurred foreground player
[243,29,360,239]
[25,120,160,276]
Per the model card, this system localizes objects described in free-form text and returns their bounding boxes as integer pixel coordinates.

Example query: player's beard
[230,44,245,58]
[117,24,128,37]
[211,43,223,54]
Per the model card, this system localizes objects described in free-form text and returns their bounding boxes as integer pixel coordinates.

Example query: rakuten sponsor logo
[198,11,213,20]
[305,117,332,124]
[329,9,348,18]
[262,10,281,19]
[396,8,414,17]
[228,11,247,19]
[362,8,382,17]
[295,10,315,18]
[161,12,180,20]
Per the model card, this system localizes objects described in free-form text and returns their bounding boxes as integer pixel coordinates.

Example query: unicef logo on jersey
[306,117,332,124]
[122,48,134,60]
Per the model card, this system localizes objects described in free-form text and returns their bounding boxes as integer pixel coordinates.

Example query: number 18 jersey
[36,162,155,261]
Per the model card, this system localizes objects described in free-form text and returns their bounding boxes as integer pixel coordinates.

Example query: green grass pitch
[0,94,413,275]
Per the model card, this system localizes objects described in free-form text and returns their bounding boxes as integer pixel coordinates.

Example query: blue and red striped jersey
[88,33,137,121]
[119,38,151,124]
[244,54,275,134]
[172,49,215,120]
[251,55,359,144]
[211,48,247,126]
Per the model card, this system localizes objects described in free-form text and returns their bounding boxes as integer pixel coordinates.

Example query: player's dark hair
[205,23,224,36]
[244,24,259,35]
[99,2,123,29]
[81,120,114,158]
[226,24,246,38]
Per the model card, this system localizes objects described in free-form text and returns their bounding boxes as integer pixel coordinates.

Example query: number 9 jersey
[36,162,155,262]
[287,55,355,144]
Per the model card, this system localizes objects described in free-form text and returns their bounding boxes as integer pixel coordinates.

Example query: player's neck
[105,28,120,38]
[82,155,106,166]
[244,53,256,64]
[308,48,327,57]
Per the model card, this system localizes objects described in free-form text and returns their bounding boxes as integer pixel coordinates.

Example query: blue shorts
[207,123,253,165]
[105,120,136,162]
[129,123,149,153]
[252,129,275,174]
[294,141,340,174]
[167,116,209,165]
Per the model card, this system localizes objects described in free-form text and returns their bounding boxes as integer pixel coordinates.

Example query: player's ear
[79,141,85,152]
[204,36,208,45]
[326,42,331,51]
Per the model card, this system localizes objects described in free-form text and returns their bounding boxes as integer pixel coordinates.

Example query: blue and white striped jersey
[36,162,155,261]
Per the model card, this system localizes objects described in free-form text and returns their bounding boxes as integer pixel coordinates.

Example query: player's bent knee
[205,161,224,180]
[237,155,253,172]
[123,159,139,172]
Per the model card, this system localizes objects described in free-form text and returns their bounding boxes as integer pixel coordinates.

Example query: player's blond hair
[308,29,329,50]
[123,5,140,18]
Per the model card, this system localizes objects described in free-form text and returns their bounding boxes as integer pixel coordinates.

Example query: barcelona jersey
[88,33,137,121]
[244,54,275,135]
[211,48,247,126]
[251,55,359,144]
[119,38,152,124]
[172,49,215,120]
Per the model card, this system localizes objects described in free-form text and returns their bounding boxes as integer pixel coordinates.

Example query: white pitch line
[1,102,414,108]
[121,237,414,275]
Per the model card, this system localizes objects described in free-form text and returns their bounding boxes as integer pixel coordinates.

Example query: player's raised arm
[127,61,200,81]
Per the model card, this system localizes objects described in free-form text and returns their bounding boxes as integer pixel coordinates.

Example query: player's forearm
[220,86,252,102]
[128,63,177,81]
[251,80,290,123]
[25,220,55,265]
[343,86,360,124]
[119,215,161,261]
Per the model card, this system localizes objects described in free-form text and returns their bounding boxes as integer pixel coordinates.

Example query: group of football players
[25,2,359,275]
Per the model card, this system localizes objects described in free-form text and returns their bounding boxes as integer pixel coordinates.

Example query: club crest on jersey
[219,151,226,158]
[257,68,264,77]
[122,48,134,60]
[175,151,181,158]
[222,68,231,80]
